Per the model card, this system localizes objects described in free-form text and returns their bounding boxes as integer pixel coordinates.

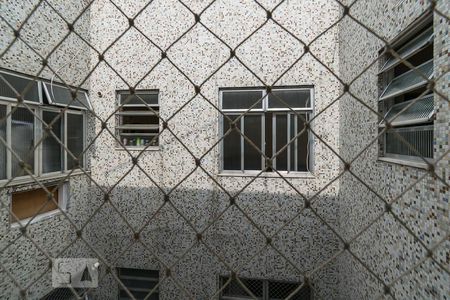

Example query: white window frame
[219,87,314,176]
[9,182,70,227]
[42,81,92,110]
[116,90,160,151]
[0,100,87,185]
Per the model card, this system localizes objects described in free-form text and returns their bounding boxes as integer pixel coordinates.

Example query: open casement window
[117,91,159,148]
[220,88,313,173]
[117,267,159,300]
[378,15,434,163]
[0,70,41,104]
[10,183,68,225]
[219,276,311,300]
[42,82,92,110]
[0,70,88,182]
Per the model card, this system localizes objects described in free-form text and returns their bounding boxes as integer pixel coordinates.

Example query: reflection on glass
[11,107,34,177]
[43,111,63,173]
[67,113,84,169]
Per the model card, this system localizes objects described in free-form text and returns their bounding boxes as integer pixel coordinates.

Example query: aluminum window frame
[0,100,87,184]
[219,87,314,175]
[40,107,66,177]
[378,15,434,165]
[42,81,92,110]
[116,90,160,150]
[0,70,43,105]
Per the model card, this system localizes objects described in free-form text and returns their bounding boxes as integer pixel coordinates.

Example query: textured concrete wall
[338,0,449,299]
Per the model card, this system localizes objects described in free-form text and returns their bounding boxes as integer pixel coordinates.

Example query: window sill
[10,209,64,228]
[115,146,160,151]
[377,157,431,170]
[218,171,315,179]
[0,169,88,188]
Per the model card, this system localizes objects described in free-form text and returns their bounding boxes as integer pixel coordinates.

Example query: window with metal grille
[0,70,87,181]
[378,14,434,163]
[117,267,159,300]
[219,276,311,300]
[220,88,313,174]
[116,91,159,149]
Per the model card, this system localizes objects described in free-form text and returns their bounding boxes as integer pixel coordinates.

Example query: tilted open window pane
[0,105,6,179]
[119,91,159,106]
[66,113,84,169]
[42,111,63,173]
[379,59,433,101]
[223,114,241,171]
[380,27,433,73]
[380,94,434,127]
[11,107,35,177]
[43,82,91,109]
[0,72,40,103]
[222,91,264,110]
[268,90,312,109]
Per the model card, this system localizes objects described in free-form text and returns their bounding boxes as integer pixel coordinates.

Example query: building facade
[0,0,448,299]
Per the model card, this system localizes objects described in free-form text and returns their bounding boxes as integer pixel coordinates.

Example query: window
[219,276,311,300]
[0,70,88,181]
[117,267,159,300]
[220,88,313,173]
[378,16,434,163]
[10,183,68,224]
[0,71,41,103]
[116,91,159,148]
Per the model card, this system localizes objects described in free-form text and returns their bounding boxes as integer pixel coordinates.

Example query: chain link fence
[0,0,449,299]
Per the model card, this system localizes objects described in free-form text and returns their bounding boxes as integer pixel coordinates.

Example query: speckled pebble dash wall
[0,0,448,299]
[338,0,449,299]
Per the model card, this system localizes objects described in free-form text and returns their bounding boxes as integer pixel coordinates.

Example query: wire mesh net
[0,0,449,299]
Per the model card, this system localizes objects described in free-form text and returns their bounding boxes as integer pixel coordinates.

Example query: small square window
[116,91,160,148]
[117,267,159,300]
[10,183,68,224]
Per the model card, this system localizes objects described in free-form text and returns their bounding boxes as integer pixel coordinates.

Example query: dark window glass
[221,277,263,298]
[222,91,263,110]
[0,105,6,179]
[118,104,159,147]
[268,90,311,109]
[244,115,262,170]
[117,268,159,300]
[275,114,288,171]
[223,114,241,170]
[0,73,40,102]
[120,92,158,105]
[67,113,84,169]
[11,107,34,177]
[296,115,309,172]
[42,111,63,173]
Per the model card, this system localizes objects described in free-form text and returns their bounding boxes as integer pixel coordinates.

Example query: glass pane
[11,107,34,177]
[0,73,40,102]
[383,94,434,126]
[381,27,433,73]
[223,115,241,171]
[44,83,90,109]
[275,114,288,171]
[119,107,159,147]
[380,60,433,101]
[296,114,309,172]
[120,92,158,105]
[42,111,63,173]
[385,125,433,158]
[268,90,311,109]
[244,115,262,170]
[222,91,263,110]
[0,105,6,179]
[67,113,84,169]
